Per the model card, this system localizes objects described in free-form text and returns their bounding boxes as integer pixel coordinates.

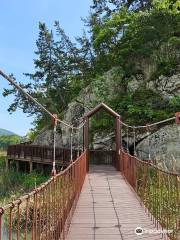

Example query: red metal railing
[0,151,86,240]
[119,150,180,240]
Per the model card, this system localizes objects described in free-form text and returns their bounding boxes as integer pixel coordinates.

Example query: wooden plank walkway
[67,165,167,240]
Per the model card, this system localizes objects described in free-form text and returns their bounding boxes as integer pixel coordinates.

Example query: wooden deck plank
[67,165,169,240]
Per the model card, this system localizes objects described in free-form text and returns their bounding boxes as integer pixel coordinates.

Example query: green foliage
[93,7,180,76]
[90,84,180,132]
[0,135,21,150]
[26,130,38,141]
[0,156,6,169]
[91,110,115,134]
[0,128,17,136]
[153,0,180,13]
[104,87,172,126]
[3,1,180,133]
[137,164,179,239]
[169,96,180,110]
[0,160,47,203]
[91,0,152,16]
[3,22,94,129]
[88,3,180,130]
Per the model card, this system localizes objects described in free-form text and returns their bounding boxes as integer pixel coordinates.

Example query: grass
[136,167,180,239]
[0,150,6,156]
[0,152,49,238]
[0,153,48,206]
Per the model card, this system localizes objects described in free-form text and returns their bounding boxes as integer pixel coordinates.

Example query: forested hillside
[0,128,21,150]
[3,0,180,135]
[0,128,17,136]
[0,135,21,150]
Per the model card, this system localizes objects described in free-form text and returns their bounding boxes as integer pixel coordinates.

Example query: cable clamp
[52,114,58,126]
[175,112,180,125]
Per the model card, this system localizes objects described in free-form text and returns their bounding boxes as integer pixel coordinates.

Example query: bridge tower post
[115,116,121,171]
[84,116,89,172]
[83,103,121,172]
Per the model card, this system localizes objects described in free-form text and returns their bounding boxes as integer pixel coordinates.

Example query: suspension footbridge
[0,70,179,240]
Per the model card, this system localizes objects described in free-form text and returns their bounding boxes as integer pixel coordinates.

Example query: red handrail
[119,149,180,240]
[0,151,87,240]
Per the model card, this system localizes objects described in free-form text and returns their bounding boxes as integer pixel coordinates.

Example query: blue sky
[0,0,91,136]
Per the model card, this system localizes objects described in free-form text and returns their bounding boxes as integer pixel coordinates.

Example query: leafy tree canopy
[0,135,21,150]
[3,0,180,133]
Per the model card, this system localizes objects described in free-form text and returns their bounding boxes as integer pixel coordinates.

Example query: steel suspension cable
[120,116,175,130]
[0,70,55,118]
[0,69,85,130]
[146,125,151,161]
[70,129,73,161]
[52,115,58,176]
[126,127,129,153]
[77,131,80,157]
[119,115,176,157]
[1,69,177,131]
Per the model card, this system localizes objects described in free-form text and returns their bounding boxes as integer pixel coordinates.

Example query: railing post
[176,176,180,233]
[0,208,4,240]
[70,129,73,162]
[29,160,33,173]
[84,117,89,172]
[52,114,58,176]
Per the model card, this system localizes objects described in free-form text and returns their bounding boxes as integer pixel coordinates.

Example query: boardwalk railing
[89,150,116,165]
[7,144,81,165]
[119,150,180,240]
[0,151,86,240]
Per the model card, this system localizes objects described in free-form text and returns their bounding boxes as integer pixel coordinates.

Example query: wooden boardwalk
[67,165,166,240]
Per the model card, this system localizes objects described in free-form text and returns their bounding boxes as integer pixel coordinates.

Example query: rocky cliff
[33,68,180,172]
[136,124,180,173]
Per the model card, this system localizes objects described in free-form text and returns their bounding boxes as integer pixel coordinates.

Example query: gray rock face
[33,126,84,150]
[136,124,180,173]
[62,67,123,126]
[128,72,180,99]
[33,67,180,173]
[92,132,115,150]
[56,68,123,150]
[33,128,63,147]
[148,73,180,98]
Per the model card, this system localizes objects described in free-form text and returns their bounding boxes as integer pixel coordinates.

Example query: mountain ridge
[0,128,19,136]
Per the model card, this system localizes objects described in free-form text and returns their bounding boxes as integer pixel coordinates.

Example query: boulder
[136,124,180,173]
[148,72,180,99]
